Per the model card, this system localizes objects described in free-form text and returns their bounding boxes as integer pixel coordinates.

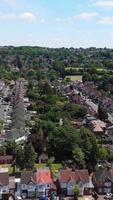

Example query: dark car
[39,197,48,200]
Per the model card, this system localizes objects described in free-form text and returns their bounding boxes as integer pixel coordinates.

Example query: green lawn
[66,75,82,81]
[65,67,83,71]
[0,163,63,175]
[35,163,47,169]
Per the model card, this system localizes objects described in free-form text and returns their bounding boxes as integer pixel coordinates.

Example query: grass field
[65,67,83,71]
[66,75,82,81]
[65,67,112,72]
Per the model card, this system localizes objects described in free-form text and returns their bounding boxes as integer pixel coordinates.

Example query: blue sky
[0,0,113,47]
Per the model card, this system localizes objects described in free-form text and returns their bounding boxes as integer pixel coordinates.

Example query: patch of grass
[35,163,47,169]
[51,164,63,172]
[66,75,82,81]
[51,164,63,179]
[65,67,83,71]
[0,164,14,174]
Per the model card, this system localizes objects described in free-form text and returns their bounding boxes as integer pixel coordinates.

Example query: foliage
[73,147,85,168]
[98,104,108,120]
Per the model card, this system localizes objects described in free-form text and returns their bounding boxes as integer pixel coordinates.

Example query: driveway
[78,195,94,200]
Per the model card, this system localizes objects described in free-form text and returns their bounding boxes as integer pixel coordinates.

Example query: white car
[104,193,113,199]
[16,196,22,200]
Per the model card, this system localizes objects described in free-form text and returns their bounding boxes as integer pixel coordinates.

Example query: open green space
[66,75,82,81]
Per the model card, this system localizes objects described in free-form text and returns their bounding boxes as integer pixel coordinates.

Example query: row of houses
[0,168,94,199]
[64,83,113,138]
[1,166,113,199]
[74,81,113,116]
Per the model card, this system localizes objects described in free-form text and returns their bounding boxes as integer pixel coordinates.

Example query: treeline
[1,47,113,78]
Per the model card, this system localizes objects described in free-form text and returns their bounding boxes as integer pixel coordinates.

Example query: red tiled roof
[59,169,89,184]
[36,169,52,184]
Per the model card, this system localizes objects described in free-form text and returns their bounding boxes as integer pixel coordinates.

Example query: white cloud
[2,0,16,6]
[0,12,36,22]
[99,17,113,25]
[74,12,98,21]
[91,0,113,9]
[19,12,36,21]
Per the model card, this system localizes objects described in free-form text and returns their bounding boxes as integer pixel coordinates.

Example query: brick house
[59,169,94,196]
[20,169,53,199]
[93,167,113,194]
[0,156,13,165]
[0,172,9,200]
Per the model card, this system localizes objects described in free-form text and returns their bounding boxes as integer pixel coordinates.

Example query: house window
[104,182,112,187]
[47,184,50,188]
[22,184,26,189]
[38,185,45,190]
[28,183,35,190]
[104,188,111,193]
[67,187,74,196]
[38,191,46,197]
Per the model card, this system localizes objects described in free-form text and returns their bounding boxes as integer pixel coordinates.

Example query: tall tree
[24,143,37,169]
[73,147,85,169]
[98,104,108,120]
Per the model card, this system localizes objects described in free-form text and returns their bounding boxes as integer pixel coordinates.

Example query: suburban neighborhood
[1,47,113,200]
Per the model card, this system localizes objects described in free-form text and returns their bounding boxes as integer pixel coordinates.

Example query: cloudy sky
[0,0,113,47]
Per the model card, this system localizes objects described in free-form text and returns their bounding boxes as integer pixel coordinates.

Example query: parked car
[39,197,48,200]
[104,193,113,199]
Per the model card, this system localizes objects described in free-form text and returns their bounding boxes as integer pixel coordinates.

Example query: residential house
[0,172,9,200]
[85,116,106,136]
[59,169,94,196]
[20,169,53,199]
[36,169,52,197]
[9,176,15,196]
[20,171,36,199]
[38,153,48,164]
[93,167,113,194]
[0,156,13,165]
[90,120,106,135]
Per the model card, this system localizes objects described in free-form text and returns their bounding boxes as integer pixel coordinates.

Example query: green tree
[98,104,108,120]
[24,143,37,169]
[4,141,18,159]
[15,146,25,170]
[82,72,92,83]
[80,128,99,168]
[99,147,109,160]
[47,124,80,162]
[73,147,85,168]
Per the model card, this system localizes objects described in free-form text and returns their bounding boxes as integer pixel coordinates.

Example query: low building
[38,153,48,164]
[0,156,13,165]
[0,172,9,200]
[36,169,52,197]
[20,171,36,199]
[20,169,53,199]
[93,167,113,194]
[59,169,94,196]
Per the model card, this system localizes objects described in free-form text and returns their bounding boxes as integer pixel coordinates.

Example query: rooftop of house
[91,120,106,128]
[93,167,113,183]
[59,169,89,184]
[21,171,36,185]
[0,155,13,160]
[36,169,52,184]
[93,125,104,133]
[39,153,48,160]
[0,172,9,186]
